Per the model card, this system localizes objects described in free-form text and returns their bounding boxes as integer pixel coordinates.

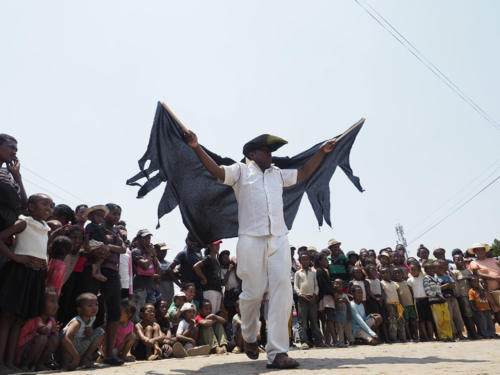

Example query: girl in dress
[0,193,53,373]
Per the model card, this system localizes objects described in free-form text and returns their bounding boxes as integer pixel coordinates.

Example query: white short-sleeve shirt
[222,161,298,237]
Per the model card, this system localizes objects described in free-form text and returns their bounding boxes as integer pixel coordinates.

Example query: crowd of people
[0,133,499,373]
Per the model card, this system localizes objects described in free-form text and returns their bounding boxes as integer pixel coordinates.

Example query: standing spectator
[393,268,418,340]
[194,241,223,314]
[380,267,405,342]
[294,253,325,349]
[166,233,203,301]
[327,239,349,288]
[423,262,453,341]
[315,252,337,346]
[220,251,240,322]
[407,262,435,341]
[333,279,353,347]
[74,204,88,227]
[469,277,496,338]
[132,229,158,314]
[417,245,430,267]
[155,242,174,307]
[451,254,478,339]
[0,194,52,373]
[79,203,126,365]
[0,134,27,269]
[435,259,466,339]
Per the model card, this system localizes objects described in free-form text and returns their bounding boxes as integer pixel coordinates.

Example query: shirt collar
[248,160,276,174]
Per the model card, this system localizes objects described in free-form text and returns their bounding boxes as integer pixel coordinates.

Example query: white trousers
[203,289,222,313]
[236,235,292,363]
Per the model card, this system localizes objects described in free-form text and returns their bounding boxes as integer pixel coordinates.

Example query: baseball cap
[136,229,152,238]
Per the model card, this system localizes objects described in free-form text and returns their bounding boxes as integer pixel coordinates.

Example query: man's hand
[7,158,22,182]
[319,138,338,153]
[184,131,198,149]
[200,277,208,285]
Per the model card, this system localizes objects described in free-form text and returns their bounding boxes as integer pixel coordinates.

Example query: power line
[22,176,78,204]
[353,0,500,131]
[408,174,500,245]
[22,165,86,202]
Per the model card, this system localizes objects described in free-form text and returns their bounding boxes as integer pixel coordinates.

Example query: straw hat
[83,205,109,219]
[467,243,491,255]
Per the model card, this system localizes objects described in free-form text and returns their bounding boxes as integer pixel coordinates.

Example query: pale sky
[1,0,499,260]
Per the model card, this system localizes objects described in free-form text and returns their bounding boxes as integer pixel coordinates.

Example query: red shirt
[195,313,204,324]
[46,258,66,295]
[16,317,56,362]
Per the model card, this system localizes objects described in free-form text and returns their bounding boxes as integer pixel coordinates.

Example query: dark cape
[127,102,364,244]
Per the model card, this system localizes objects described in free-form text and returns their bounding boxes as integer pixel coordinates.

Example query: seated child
[333,278,353,347]
[469,277,496,339]
[195,300,228,354]
[350,285,382,345]
[16,288,60,371]
[168,292,187,334]
[173,303,210,357]
[393,268,418,341]
[155,300,172,335]
[451,255,478,339]
[380,267,405,342]
[231,300,261,354]
[423,262,453,341]
[61,293,105,370]
[106,300,137,362]
[133,304,172,360]
[84,205,110,282]
[407,262,435,341]
[46,236,73,295]
[436,259,465,339]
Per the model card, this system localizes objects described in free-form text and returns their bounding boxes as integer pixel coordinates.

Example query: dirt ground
[52,339,499,375]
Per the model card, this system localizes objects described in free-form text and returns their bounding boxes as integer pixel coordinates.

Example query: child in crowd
[195,300,228,354]
[315,252,337,347]
[346,251,359,277]
[349,266,368,304]
[423,262,453,341]
[0,193,53,373]
[133,304,172,360]
[132,229,158,316]
[327,239,349,288]
[109,300,137,362]
[451,255,478,339]
[174,303,210,357]
[392,252,409,280]
[417,245,430,267]
[193,240,223,314]
[407,262,435,341]
[168,292,187,333]
[183,283,199,311]
[377,252,392,273]
[46,236,73,295]
[393,268,418,340]
[469,277,496,338]
[84,205,110,282]
[333,279,353,347]
[380,267,405,342]
[294,253,325,349]
[435,259,465,340]
[350,286,381,345]
[365,264,389,342]
[155,300,171,335]
[61,293,105,370]
[16,288,59,371]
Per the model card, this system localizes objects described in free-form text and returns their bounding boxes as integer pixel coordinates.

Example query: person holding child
[0,193,53,374]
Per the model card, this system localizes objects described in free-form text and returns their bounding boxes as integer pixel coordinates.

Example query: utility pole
[395,223,407,248]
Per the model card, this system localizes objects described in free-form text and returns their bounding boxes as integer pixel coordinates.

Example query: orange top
[468,289,490,311]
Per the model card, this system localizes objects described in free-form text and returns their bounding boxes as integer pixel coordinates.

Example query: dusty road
[53,339,499,375]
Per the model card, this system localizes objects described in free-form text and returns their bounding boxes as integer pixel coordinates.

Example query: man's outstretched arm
[184,131,225,181]
[296,138,338,181]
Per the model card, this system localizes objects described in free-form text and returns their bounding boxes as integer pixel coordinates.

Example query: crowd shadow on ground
[143,355,487,375]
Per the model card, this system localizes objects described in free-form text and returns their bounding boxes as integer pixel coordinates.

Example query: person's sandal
[266,353,299,369]
[244,341,259,360]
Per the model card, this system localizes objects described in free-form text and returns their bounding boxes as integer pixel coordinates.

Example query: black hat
[243,134,288,157]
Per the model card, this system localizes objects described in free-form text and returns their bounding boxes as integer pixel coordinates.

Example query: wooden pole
[161,102,191,134]
[335,118,365,142]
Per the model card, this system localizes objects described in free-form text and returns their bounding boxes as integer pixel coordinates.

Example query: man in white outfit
[184,132,337,369]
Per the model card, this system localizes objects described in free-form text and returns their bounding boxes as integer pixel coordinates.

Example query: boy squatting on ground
[184,130,338,369]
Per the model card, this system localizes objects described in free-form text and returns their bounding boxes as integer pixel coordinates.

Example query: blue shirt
[350,300,376,337]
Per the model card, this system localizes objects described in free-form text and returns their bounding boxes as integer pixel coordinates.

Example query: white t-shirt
[407,274,426,298]
[222,161,297,237]
[176,319,190,336]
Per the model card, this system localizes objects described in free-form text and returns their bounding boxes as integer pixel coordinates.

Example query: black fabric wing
[127,102,364,244]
